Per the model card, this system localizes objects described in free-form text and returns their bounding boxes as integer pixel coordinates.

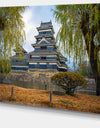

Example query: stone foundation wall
[5,70,58,82]
[3,70,61,91]
[85,78,96,90]
[1,71,96,92]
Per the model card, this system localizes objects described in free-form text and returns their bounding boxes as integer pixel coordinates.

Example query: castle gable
[38,38,49,44]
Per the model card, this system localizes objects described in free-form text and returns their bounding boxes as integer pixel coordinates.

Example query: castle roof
[32,42,56,47]
[29,50,58,55]
[13,45,27,54]
[35,34,54,39]
[59,54,67,61]
[28,59,59,63]
[36,21,55,34]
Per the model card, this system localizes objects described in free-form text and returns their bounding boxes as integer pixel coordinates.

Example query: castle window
[39,31,52,35]
[43,32,46,34]
[41,57,46,60]
[41,46,47,50]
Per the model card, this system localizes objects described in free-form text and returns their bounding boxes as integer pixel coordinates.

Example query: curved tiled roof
[35,34,54,39]
[32,42,56,47]
[29,50,58,55]
[36,21,55,34]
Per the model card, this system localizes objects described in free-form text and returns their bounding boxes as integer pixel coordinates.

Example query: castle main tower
[29,21,67,71]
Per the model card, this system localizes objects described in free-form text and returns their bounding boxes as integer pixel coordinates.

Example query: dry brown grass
[0,84,100,114]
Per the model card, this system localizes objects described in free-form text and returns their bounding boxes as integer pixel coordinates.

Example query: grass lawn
[0,84,100,114]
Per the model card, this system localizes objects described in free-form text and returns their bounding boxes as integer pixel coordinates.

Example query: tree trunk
[96,76,100,96]
[85,39,100,95]
[80,10,100,95]
[85,39,100,96]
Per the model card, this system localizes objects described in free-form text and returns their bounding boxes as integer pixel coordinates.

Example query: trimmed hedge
[51,72,87,95]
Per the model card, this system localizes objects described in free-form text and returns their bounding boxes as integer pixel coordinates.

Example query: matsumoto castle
[11,21,67,72]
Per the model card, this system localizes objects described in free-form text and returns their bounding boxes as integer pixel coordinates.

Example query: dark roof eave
[29,60,59,63]
[37,26,53,30]
[60,59,67,62]
[31,43,56,47]
[29,52,58,55]
[37,27,55,34]
[35,34,54,39]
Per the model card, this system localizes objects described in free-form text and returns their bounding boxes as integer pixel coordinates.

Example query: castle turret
[11,45,29,70]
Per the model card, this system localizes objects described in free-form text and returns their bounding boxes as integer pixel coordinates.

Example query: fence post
[11,86,14,99]
[45,84,47,90]
[50,91,52,104]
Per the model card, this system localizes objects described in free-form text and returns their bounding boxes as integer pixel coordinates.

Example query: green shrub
[51,72,87,95]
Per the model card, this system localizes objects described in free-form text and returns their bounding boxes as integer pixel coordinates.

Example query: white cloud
[22,8,38,52]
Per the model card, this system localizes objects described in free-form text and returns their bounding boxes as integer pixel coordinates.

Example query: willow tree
[53,4,100,95]
[0,7,26,73]
[0,7,26,82]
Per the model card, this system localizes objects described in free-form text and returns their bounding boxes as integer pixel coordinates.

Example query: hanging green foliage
[53,4,100,95]
[0,7,26,74]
